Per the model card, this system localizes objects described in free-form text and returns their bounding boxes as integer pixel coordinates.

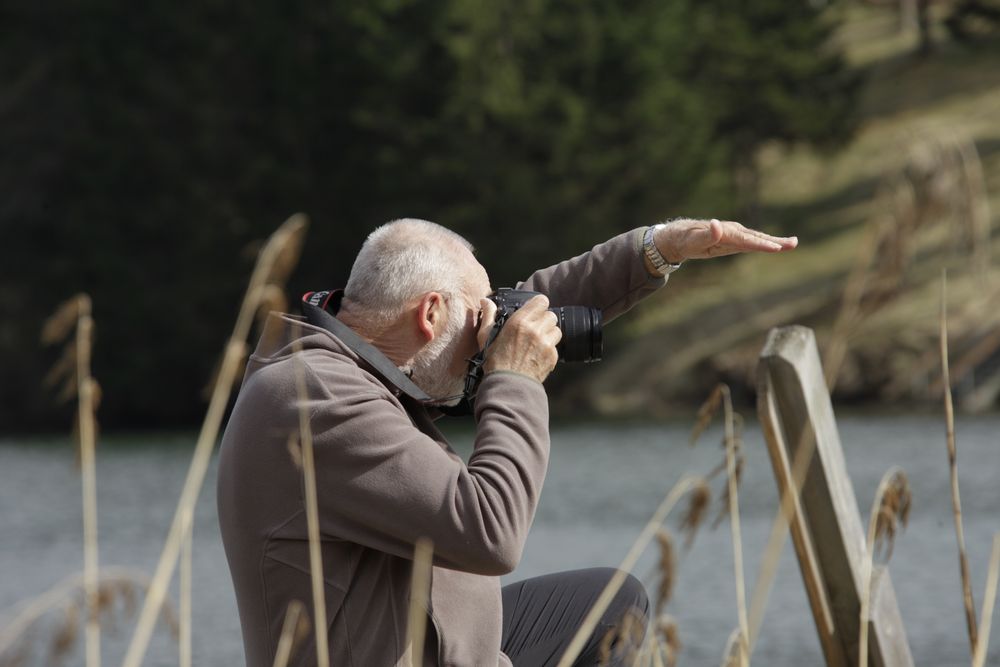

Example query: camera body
[488,288,603,363]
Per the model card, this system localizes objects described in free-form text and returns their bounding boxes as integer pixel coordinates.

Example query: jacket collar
[300,290,433,404]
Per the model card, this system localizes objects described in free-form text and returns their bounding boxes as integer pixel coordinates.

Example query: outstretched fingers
[717,220,797,254]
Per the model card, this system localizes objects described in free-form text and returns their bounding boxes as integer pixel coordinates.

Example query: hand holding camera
[483,294,562,384]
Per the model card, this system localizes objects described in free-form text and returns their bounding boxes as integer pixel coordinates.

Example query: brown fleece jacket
[216,228,665,666]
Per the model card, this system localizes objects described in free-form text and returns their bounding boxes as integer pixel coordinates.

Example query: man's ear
[415,291,446,342]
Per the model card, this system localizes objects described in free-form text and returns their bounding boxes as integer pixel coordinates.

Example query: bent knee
[617,572,650,619]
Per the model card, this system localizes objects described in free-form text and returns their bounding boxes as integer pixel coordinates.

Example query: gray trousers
[500,568,650,667]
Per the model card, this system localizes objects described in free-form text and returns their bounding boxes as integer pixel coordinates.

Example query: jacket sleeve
[304,361,549,576]
[517,228,667,324]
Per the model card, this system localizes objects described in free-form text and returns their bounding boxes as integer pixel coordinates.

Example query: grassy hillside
[564,4,1000,416]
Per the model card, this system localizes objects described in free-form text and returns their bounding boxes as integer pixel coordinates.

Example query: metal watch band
[643,224,682,275]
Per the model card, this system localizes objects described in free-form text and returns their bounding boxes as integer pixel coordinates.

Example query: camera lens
[551,306,603,363]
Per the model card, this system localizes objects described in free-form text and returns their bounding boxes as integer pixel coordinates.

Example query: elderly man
[217,218,796,667]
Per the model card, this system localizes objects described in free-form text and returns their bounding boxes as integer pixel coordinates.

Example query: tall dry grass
[179,527,192,667]
[858,467,911,667]
[972,534,1000,667]
[941,271,979,656]
[291,332,330,667]
[719,386,749,667]
[744,402,821,656]
[686,384,749,663]
[0,568,178,665]
[406,538,434,667]
[271,600,310,667]
[555,476,705,667]
[121,214,308,667]
[41,294,101,667]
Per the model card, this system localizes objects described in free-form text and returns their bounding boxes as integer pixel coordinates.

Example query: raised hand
[654,218,798,264]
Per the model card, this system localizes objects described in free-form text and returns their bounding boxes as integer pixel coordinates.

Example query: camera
[488,288,602,363]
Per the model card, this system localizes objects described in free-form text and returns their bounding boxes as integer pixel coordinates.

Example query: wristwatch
[643,224,683,275]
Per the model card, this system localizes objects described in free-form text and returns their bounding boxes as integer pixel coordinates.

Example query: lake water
[1,414,998,666]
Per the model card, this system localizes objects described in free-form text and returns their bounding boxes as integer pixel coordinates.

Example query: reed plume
[41,293,101,667]
[655,615,680,667]
[688,384,745,535]
[122,214,308,667]
[872,473,912,562]
[678,480,711,550]
[50,602,79,663]
[858,467,911,667]
[272,600,311,667]
[0,568,175,666]
[712,410,744,529]
[597,607,644,667]
[689,385,723,447]
[654,529,676,616]
[556,476,703,667]
[941,271,979,655]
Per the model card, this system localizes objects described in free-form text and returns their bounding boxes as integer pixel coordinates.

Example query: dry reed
[555,476,702,667]
[41,294,101,667]
[649,641,664,667]
[406,538,434,667]
[179,526,192,667]
[653,529,675,616]
[858,467,911,667]
[718,627,742,667]
[689,385,723,447]
[655,615,680,667]
[292,332,330,667]
[50,602,79,663]
[745,391,821,655]
[720,386,749,667]
[823,216,882,392]
[272,600,310,667]
[597,607,644,666]
[121,214,308,667]
[0,568,175,665]
[972,533,1000,667]
[941,271,979,655]
[678,480,711,550]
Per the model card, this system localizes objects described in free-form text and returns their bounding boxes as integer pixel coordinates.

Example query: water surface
[1,415,998,665]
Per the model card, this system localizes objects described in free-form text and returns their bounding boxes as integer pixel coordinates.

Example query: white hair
[344,218,474,328]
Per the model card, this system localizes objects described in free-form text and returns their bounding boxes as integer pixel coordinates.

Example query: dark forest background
[1,0,863,431]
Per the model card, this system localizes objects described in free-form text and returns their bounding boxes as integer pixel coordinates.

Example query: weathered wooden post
[757,326,913,666]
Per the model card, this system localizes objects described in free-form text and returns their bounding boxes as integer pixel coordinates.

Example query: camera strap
[299,290,520,418]
[300,290,433,404]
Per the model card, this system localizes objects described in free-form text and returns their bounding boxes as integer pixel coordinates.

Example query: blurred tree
[945,0,1000,42]
[0,0,856,431]
[673,0,861,220]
